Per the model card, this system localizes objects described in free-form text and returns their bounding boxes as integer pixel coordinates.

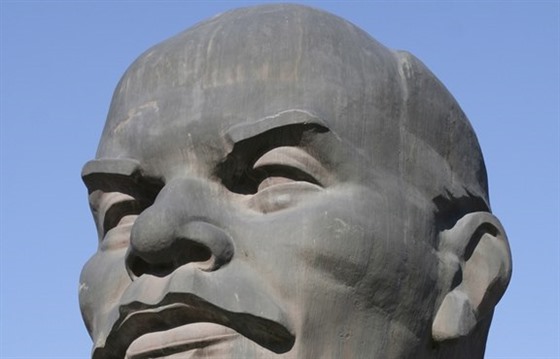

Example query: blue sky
[1,1,558,358]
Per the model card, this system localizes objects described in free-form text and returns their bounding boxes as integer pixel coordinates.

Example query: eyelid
[247,181,322,213]
[252,146,330,185]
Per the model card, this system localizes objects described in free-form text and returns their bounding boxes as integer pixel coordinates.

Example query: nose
[125,178,234,278]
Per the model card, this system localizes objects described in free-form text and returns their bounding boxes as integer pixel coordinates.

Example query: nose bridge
[127,177,234,278]
[165,176,218,220]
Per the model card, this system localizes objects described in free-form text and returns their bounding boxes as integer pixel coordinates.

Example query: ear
[432,212,512,341]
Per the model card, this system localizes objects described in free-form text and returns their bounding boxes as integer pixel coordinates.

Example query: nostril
[179,240,213,263]
[127,255,175,278]
[126,241,213,278]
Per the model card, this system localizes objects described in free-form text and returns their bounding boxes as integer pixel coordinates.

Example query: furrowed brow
[81,159,162,198]
[224,109,329,145]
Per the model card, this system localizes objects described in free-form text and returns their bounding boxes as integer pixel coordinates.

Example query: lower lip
[125,322,239,359]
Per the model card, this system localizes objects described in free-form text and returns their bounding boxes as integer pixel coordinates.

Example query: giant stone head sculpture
[79,4,512,359]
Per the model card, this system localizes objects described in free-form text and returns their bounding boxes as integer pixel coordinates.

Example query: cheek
[355,204,440,326]
[238,186,382,303]
[79,249,131,339]
[295,206,376,289]
[297,187,391,285]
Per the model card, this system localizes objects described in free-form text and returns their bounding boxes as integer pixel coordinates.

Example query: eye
[85,168,164,248]
[252,146,326,189]
[246,147,328,213]
[253,164,322,191]
[89,192,147,240]
[102,195,144,235]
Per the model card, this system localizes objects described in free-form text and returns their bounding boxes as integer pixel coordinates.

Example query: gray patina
[79,4,512,358]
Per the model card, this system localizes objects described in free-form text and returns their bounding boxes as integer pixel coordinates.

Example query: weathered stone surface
[79,4,512,358]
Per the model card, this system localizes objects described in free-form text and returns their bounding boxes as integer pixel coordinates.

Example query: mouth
[92,293,295,359]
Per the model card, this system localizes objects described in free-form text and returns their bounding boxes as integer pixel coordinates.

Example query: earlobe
[432,212,512,342]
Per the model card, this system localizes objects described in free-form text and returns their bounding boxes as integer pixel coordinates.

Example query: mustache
[92,292,295,359]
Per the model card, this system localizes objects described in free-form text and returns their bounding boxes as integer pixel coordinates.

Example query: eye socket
[242,147,328,213]
[251,146,327,189]
[85,168,164,246]
[103,198,144,235]
[89,192,151,240]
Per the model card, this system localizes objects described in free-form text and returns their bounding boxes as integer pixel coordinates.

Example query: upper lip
[92,292,295,359]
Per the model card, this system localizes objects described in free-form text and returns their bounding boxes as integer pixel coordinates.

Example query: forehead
[97,6,404,169]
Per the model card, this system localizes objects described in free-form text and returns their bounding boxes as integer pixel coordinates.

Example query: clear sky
[1,1,558,358]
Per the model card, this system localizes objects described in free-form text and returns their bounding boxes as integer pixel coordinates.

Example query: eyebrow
[224,109,329,145]
[82,158,142,179]
[81,158,161,197]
